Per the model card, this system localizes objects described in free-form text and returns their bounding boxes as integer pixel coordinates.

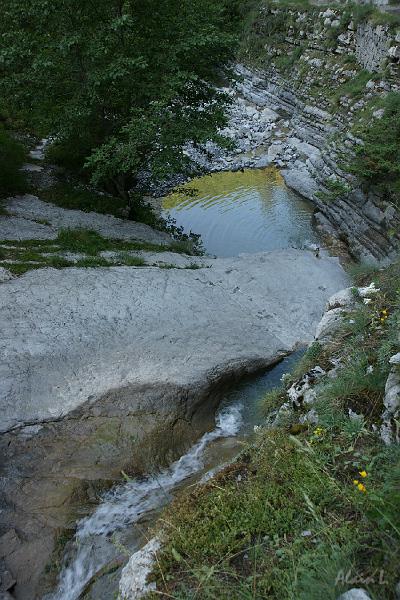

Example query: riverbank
[0,246,348,598]
[138,260,400,600]
[168,2,400,265]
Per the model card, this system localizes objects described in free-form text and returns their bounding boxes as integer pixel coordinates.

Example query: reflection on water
[49,352,303,600]
[162,167,318,257]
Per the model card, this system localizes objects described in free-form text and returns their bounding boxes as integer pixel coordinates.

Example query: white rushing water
[49,403,244,600]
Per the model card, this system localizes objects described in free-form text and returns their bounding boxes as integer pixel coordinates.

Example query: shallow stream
[49,353,302,599]
[50,168,319,599]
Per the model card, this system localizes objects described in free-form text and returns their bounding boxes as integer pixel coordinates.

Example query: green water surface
[163,167,319,257]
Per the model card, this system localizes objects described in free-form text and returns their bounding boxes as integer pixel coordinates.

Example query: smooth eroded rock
[0,249,348,432]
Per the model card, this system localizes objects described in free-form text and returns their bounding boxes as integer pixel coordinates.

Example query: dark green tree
[0,0,239,196]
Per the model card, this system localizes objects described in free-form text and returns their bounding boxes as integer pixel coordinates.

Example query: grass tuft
[147,260,400,599]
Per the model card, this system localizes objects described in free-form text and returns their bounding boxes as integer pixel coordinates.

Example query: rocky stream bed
[1,17,400,593]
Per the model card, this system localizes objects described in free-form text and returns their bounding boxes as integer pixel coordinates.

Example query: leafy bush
[350,93,400,205]
[316,178,352,203]
[0,125,26,198]
[39,182,127,217]
[0,0,240,195]
[274,46,304,71]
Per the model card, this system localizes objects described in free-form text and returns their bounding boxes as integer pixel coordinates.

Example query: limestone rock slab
[0,249,348,432]
[1,195,171,244]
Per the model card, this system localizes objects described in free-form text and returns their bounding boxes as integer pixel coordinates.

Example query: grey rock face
[381,366,400,445]
[315,307,347,342]
[0,250,348,432]
[234,65,399,264]
[119,538,160,599]
[356,23,391,72]
[0,194,171,244]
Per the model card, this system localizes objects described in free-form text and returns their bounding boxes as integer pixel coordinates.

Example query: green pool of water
[162,167,319,257]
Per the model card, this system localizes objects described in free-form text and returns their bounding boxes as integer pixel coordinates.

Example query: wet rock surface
[0,377,247,599]
[0,250,347,432]
[0,195,171,245]
[0,249,348,598]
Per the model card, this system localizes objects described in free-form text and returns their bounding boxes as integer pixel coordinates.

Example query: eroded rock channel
[0,156,349,600]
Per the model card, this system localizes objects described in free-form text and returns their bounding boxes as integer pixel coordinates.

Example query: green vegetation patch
[38,182,127,218]
[349,92,400,206]
[332,70,376,104]
[0,125,27,199]
[0,227,202,274]
[149,261,400,599]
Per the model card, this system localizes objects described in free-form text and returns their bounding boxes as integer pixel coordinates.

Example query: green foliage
[291,341,327,378]
[148,260,400,599]
[151,423,400,599]
[332,69,374,104]
[0,227,201,274]
[39,182,127,218]
[0,125,27,198]
[347,262,381,286]
[56,229,112,256]
[350,3,376,26]
[262,386,286,414]
[273,46,303,72]
[0,0,239,194]
[316,179,352,203]
[349,93,400,205]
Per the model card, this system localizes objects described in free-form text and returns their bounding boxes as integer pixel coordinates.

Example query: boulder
[119,538,160,599]
[315,307,346,342]
[380,366,400,445]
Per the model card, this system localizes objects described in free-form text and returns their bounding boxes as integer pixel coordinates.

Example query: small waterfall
[48,403,244,600]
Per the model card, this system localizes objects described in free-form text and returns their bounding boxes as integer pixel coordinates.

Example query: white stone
[380,370,400,445]
[373,108,385,119]
[326,287,356,310]
[299,408,319,424]
[358,282,380,297]
[389,353,400,365]
[287,367,325,407]
[259,107,279,122]
[20,163,44,173]
[267,144,283,161]
[337,589,372,600]
[119,538,161,599]
[389,45,400,59]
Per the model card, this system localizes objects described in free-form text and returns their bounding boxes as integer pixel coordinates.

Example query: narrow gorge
[0,1,399,599]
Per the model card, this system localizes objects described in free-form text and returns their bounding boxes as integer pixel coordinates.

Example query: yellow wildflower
[357,483,367,493]
[359,470,367,478]
[353,479,359,485]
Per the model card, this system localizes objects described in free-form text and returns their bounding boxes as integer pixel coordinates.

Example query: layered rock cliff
[188,4,400,264]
